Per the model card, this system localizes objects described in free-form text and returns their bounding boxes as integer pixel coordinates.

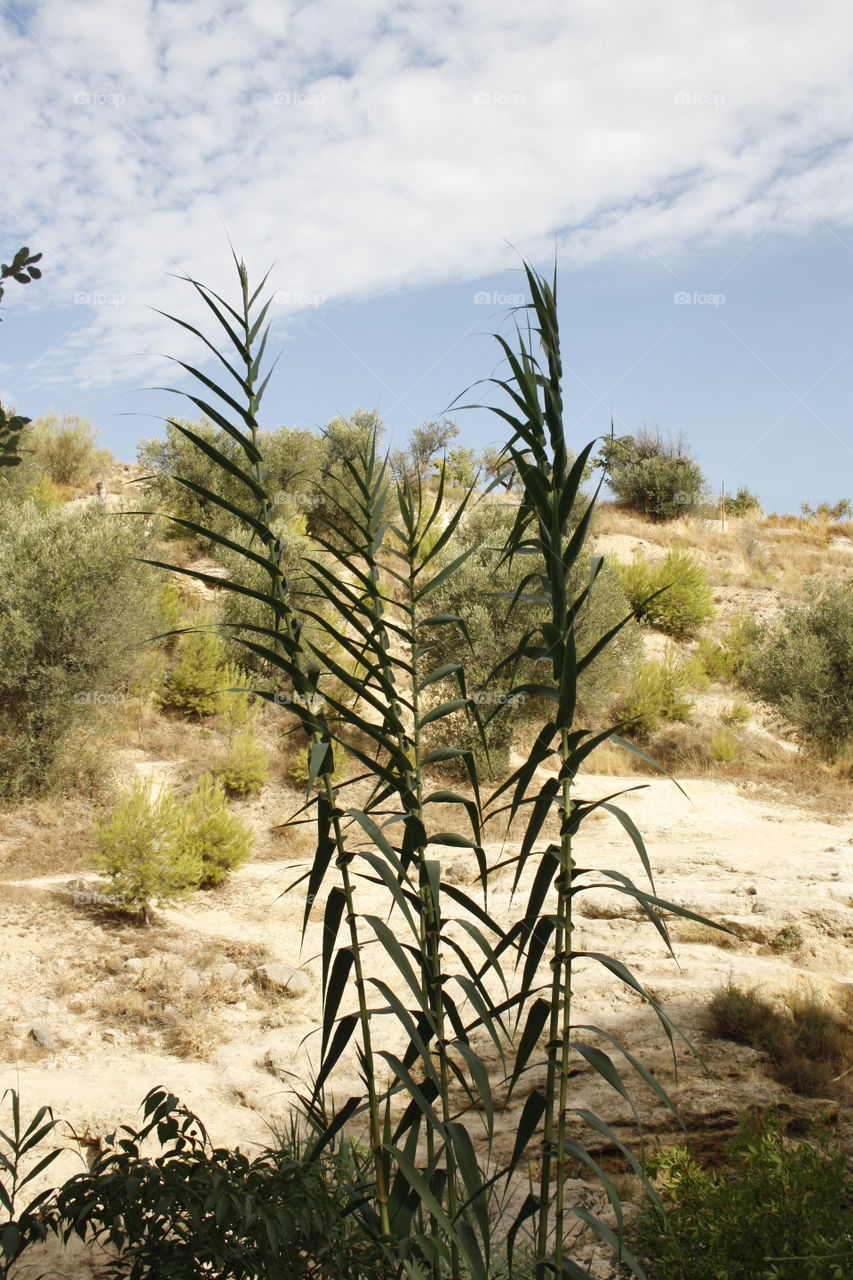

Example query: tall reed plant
[136,254,716,1279]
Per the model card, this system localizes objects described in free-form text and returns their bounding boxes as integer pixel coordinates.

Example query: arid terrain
[2,504,852,1277]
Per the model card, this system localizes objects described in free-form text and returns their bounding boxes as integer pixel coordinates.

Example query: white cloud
[3,0,853,389]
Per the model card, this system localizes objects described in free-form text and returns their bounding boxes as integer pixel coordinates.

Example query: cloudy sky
[2,0,852,511]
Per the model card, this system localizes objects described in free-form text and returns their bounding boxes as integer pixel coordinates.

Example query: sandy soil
[2,766,851,1276]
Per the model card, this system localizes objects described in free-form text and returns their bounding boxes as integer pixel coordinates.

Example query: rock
[211,962,245,987]
[577,890,645,920]
[29,1023,55,1050]
[255,963,312,997]
[20,997,53,1018]
[180,968,203,996]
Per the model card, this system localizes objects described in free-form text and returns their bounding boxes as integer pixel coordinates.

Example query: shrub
[138,417,326,542]
[215,729,269,797]
[721,698,751,726]
[709,728,738,762]
[597,428,707,521]
[772,924,804,954]
[423,499,640,774]
[707,980,852,1097]
[181,773,254,886]
[158,630,231,717]
[612,652,695,738]
[742,577,853,759]
[26,412,113,488]
[92,779,203,922]
[633,1112,853,1280]
[0,1088,389,1280]
[723,485,762,516]
[0,501,160,799]
[619,548,715,638]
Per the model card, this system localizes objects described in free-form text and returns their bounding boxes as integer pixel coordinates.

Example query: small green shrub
[158,630,232,717]
[633,1112,853,1279]
[771,924,804,954]
[697,635,731,680]
[23,473,62,510]
[709,728,738,762]
[619,548,715,639]
[423,499,640,773]
[723,485,762,516]
[721,698,751,726]
[215,729,269,797]
[92,779,204,922]
[697,613,758,682]
[742,577,853,759]
[612,652,695,738]
[181,773,254,886]
[288,739,349,789]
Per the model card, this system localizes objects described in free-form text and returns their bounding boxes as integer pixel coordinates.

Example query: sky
[1,0,852,513]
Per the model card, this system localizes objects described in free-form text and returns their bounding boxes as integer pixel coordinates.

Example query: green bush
[137,417,326,542]
[421,499,640,775]
[26,412,113,488]
[611,652,695,738]
[697,612,758,682]
[723,485,762,516]
[742,577,853,759]
[709,728,738,761]
[0,1087,389,1280]
[597,429,707,521]
[215,728,269,797]
[0,501,159,799]
[181,773,254,886]
[92,779,204,922]
[633,1113,853,1279]
[619,548,715,638]
[721,698,751,727]
[158,630,232,717]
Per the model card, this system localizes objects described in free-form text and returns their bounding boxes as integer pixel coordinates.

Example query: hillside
[1,490,852,1276]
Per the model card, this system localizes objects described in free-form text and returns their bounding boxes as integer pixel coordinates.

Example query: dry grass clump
[669,920,742,949]
[706,980,853,1097]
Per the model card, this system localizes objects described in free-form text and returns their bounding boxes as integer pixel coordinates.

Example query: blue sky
[2,0,852,513]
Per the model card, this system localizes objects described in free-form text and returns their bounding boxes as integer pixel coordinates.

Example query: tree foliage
[0,501,159,799]
[598,428,707,521]
[742,576,853,759]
